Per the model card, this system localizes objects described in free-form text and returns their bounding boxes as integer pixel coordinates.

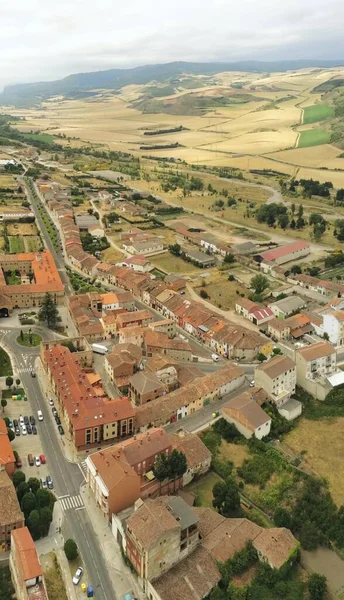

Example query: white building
[295,341,337,400]
[321,311,344,347]
[255,355,300,419]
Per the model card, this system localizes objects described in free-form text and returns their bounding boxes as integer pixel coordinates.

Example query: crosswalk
[78,460,87,479]
[58,494,85,511]
[17,367,34,374]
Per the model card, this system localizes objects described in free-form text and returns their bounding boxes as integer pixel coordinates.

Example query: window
[86,429,92,445]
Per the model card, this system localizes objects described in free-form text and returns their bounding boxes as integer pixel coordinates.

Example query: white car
[249,380,255,388]
[35,456,41,467]
[19,415,25,426]
[49,398,54,406]
[37,410,43,421]
[21,425,27,435]
[72,567,83,585]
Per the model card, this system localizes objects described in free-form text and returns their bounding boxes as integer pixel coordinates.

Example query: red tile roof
[260,241,309,262]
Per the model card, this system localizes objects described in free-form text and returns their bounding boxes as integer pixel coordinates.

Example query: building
[0,471,24,551]
[126,496,200,582]
[75,214,100,230]
[268,296,306,319]
[129,371,166,406]
[10,527,47,600]
[183,250,216,268]
[288,273,344,298]
[222,388,271,439]
[0,418,15,476]
[105,343,142,391]
[44,344,136,451]
[89,224,105,238]
[148,319,176,339]
[235,298,260,319]
[267,318,291,341]
[255,241,310,266]
[85,429,176,517]
[295,341,337,400]
[0,250,64,309]
[144,330,192,362]
[101,291,135,311]
[319,311,344,347]
[284,313,312,339]
[116,309,154,330]
[123,238,164,256]
[117,255,154,273]
[255,355,298,416]
[171,430,211,485]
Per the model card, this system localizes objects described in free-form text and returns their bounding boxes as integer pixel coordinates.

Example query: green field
[21,132,55,144]
[320,265,344,280]
[298,127,331,148]
[303,104,334,124]
[26,236,42,252]
[9,236,25,253]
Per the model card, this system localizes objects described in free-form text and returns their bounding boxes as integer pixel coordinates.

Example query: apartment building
[295,341,337,400]
[129,371,166,406]
[116,309,153,330]
[222,388,271,440]
[10,527,47,600]
[321,311,344,347]
[255,355,300,419]
[144,330,192,361]
[44,344,135,451]
[0,471,24,551]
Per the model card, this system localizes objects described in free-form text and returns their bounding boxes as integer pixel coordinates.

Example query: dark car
[15,456,22,468]
[32,425,37,435]
[55,416,61,426]
[58,425,64,435]
[31,371,36,378]
[13,419,18,427]
[24,416,29,425]
[26,424,32,435]
[52,407,57,417]
[29,415,35,426]
[46,475,53,489]
[15,427,20,436]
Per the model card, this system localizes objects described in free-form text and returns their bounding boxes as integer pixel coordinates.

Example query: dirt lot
[151,252,203,274]
[0,174,18,189]
[194,276,248,310]
[7,222,39,235]
[286,418,344,506]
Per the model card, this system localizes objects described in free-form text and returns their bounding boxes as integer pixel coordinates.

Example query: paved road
[2,327,116,600]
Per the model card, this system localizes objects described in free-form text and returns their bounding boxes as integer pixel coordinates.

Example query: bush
[64,538,78,561]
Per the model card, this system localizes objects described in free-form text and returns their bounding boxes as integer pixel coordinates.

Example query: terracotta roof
[192,507,225,538]
[172,432,211,469]
[268,318,290,332]
[284,313,311,330]
[259,240,309,262]
[222,389,270,432]
[129,370,164,395]
[116,309,152,327]
[236,298,260,312]
[127,498,180,550]
[144,329,191,353]
[296,341,336,361]
[253,527,298,569]
[255,355,295,379]
[152,545,221,600]
[0,418,15,467]
[201,517,262,562]
[250,307,274,320]
[0,471,24,527]
[11,527,42,581]
[0,250,64,294]
[330,310,344,322]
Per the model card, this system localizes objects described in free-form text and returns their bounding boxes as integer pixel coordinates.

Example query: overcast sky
[1,0,344,89]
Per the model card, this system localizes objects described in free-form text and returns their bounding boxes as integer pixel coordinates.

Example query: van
[28,454,34,466]
[211,353,220,362]
[37,410,43,421]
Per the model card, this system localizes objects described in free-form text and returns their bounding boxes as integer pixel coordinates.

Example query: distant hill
[1,59,344,107]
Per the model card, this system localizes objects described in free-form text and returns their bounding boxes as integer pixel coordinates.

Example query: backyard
[187,471,222,507]
[4,270,21,285]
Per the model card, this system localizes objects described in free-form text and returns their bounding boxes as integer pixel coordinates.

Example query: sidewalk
[80,484,145,600]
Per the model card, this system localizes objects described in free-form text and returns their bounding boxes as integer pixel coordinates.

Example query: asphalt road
[3,327,116,600]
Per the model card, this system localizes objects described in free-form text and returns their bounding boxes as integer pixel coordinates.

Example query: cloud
[1,0,344,89]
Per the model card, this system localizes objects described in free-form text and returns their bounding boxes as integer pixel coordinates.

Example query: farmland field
[7,222,38,235]
[25,236,42,252]
[0,175,18,189]
[194,278,248,310]
[9,236,25,253]
[151,252,203,274]
[303,104,333,124]
[298,127,331,148]
[320,265,344,280]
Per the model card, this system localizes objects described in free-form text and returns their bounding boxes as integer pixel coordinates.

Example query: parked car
[15,427,20,436]
[32,425,37,435]
[55,416,61,426]
[26,424,32,435]
[49,398,54,406]
[24,416,29,425]
[13,419,18,427]
[37,410,43,421]
[46,475,53,489]
[58,425,64,435]
[52,407,57,417]
[28,454,34,466]
[72,567,83,586]
[40,478,47,489]
[21,425,27,435]
[19,415,25,426]
[29,415,36,425]
[8,418,14,429]
[35,456,41,467]
[31,371,36,378]
[39,454,46,464]
[15,456,22,468]
[249,380,255,388]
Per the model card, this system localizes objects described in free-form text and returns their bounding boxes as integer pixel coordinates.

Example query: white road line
[57,494,69,500]
[75,506,85,511]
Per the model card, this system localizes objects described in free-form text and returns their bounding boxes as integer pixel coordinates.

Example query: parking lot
[5,397,52,485]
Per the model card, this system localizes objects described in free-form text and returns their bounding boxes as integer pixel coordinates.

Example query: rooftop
[222,389,270,432]
[259,240,309,262]
[0,250,64,294]
[172,431,211,470]
[0,471,24,527]
[129,370,164,396]
[269,296,305,314]
[11,527,42,582]
[0,417,15,468]
[256,354,295,379]
[296,341,336,361]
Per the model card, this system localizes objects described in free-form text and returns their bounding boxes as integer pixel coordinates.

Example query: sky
[1,0,344,89]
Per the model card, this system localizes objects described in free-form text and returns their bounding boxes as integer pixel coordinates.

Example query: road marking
[75,506,85,511]
[78,460,87,480]
[57,494,69,500]
[59,494,84,511]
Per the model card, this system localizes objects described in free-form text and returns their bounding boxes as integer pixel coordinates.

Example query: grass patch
[298,127,330,148]
[0,346,13,376]
[26,236,42,252]
[16,333,42,347]
[303,104,333,124]
[22,132,55,144]
[9,236,25,253]
[194,277,248,310]
[187,471,223,507]
[43,552,68,600]
[4,270,21,285]
[218,440,250,468]
[2,387,25,399]
[152,252,202,274]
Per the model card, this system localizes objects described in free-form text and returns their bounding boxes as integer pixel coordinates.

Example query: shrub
[64,538,78,561]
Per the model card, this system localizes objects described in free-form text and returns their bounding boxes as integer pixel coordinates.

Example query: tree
[7,427,15,441]
[278,213,289,230]
[13,470,26,488]
[168,449,187,491]
[308,573,327,600]
[223,253,235,264]
[153,452,170,484]
[200,289,209,299]
[15,378,20,389]
[40,506,53,536]
[16,481,29,503]
[290,264,302,275]
[169,243,181,256]
[212,478,241,517]
[64,538,78,561]
[20,329,24,341]
[273,507,292,529]
[27,510,40,540]
[290,218,296,229]
[298,204,304,218]
[5,376,13,389]
[27,478,41,494]
[291,203,295,214]
[21,492,37,517]
[256,353,267,363]
[36,488,51,508]
[250,274,269,295]
[323,332,330,341]
[1,399,7,413]
[38,293,59,328]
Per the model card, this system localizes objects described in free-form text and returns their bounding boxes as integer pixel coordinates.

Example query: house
[119,325,145,346]
[255,355,299,418]
[0,418,15,476]
[267,318,291,341]
[318,311,344,347]
[200,234,221,254]
[232,241,258,255]
[284,313,312,339]
[255,240,310,266]
[89,224,105,238]
[144,330,192,362]
[235,299,274,326]
[75,214,99,230]
[117,255,154,273]
[126,496,200,582]
[0,471,24,551]
[295,341,337,400]
[129,371,166,406]
[222,388,271,439]
[235,298,260,319]
[183,250,216,267]
[123,238,164,256]
[268,296,306,319]
[116,309,153,330]
[171,430,212,485]
[85,428,177,518]
[289,273,344,298]
[101,291,135,311]
[10,527,47,600]
[105,343,142,389]
[148,319,176,339]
